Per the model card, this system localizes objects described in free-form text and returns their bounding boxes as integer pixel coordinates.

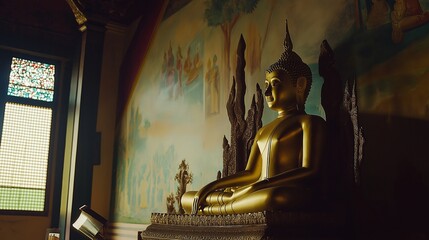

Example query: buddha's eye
[271,78,280,87]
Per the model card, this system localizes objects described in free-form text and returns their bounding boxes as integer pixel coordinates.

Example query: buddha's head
[265,21,312,114]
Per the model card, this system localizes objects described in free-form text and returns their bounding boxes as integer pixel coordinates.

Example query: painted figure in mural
[184,46,192,78]
[391,0,429,43]
[211,55,220,112]
[205,55,220,115]
[366,0,390,29]
[165,43,176,99]
[182,22,327,215]
[176,45,183,98]
[184,45,202,85]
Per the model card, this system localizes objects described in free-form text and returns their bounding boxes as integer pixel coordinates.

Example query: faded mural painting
[356,0,429,120]
[111,0,429,224]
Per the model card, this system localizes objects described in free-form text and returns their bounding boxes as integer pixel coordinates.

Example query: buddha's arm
[191,135,263,214]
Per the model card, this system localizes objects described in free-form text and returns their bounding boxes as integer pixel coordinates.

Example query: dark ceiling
[0,0,161,35]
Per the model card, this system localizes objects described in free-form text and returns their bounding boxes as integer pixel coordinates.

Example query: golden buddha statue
[182,22,327,215]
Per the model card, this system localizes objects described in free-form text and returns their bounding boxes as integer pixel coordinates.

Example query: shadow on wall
[356,113,429,239]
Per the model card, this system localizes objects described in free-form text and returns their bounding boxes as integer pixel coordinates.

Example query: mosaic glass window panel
[8,57,55,102]
[0,103,52,211]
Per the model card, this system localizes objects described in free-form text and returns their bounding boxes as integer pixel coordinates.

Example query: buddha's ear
[296,77,307,110]
[296,77,307,95]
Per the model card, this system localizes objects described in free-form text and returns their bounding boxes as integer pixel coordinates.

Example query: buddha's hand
[253,178,270,191]
[191,196,200,215]
[232,179,270,199]
[191,185,213,215]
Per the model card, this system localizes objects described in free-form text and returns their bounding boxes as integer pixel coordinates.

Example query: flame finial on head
[284,20,293,54]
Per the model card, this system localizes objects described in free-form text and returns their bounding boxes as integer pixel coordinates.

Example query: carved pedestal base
[141,211,347,240]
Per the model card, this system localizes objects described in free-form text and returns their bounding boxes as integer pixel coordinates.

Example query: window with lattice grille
[0,56,56,213]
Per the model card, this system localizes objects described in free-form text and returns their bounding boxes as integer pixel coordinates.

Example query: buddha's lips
[266,97,274,102]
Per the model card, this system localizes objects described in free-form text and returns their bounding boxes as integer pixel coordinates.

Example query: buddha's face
[264,70,297,112]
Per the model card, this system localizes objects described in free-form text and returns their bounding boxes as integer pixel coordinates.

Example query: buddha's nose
[264,85,272,96]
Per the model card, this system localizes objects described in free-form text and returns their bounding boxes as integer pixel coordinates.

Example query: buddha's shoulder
[297,114,326,129]
[297,114,325,123]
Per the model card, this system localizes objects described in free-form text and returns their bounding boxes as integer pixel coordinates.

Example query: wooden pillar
[59,16,106,240]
